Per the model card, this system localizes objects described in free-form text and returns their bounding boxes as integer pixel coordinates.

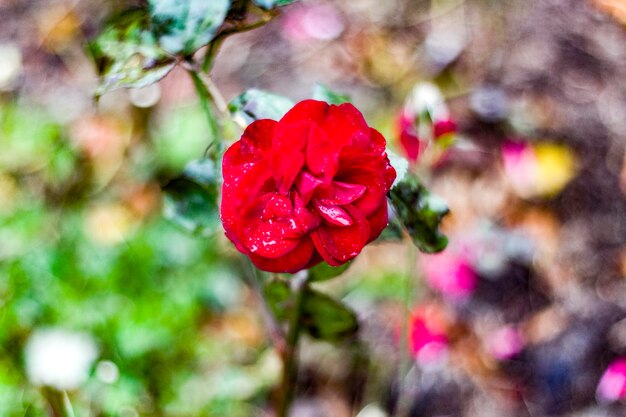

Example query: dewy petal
[280,99,329,125]
[311,205,370,266]
[249,237,316,273]
[313,199,354,227]
[318,181,366,205]
[238,119,277,158]
[294,193,321,234]
[305,103,370,178]
[322,103,370,149]
[305,121,339,177]
[245,224,301,258]
[242,193,302,258]
[364,199,389,243]
[295,172,325,204]
[271,121,311,193]
[336,165,387,217]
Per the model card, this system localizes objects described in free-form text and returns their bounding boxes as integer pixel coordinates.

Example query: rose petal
[336,165,387,217]
[249,237,316,273]
[317,181,366,205]
[313,199,353,227]
[306,103,370,178]
[238,119,277,160]
[322,103,370,149]
[311,205,370,265]
[365,199,389,243]
[295,172,325,204]
[271,121,311,193]
[280,99,329,125]
[294,193,321,233]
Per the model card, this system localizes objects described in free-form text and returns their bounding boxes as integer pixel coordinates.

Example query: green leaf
[388,174,449,253]
[300,289,358,341]
[149,0,230,55]
[312,83,350,105]
[263,279,291,321]
[162,159,219,235]
[88,9,176,95]
[229,89,294,124]
[264,280,358,342]
[253,0,299,9]
[308,262,351,282]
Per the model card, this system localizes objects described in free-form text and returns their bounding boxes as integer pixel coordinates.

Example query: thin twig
[186,69,222,159]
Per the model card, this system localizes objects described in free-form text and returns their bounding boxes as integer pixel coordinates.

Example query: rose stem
[394,241,418,417]
[247,262,286,354]
[277,272,308,417]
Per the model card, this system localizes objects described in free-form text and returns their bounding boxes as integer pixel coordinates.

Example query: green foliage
[153,105,215,171]
[264,280,358,342]
[312,83,351,105]
[388,174,449,253]
[88,9,176,95]
[149,0,230,55]
[90,0,231,94]
[0,102,259,415]
[228,89,294,124]
[307,262,351,282]
[253,0,299,9]
[162,159,219,236]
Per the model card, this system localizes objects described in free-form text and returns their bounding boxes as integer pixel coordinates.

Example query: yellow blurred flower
[84,203,137,246]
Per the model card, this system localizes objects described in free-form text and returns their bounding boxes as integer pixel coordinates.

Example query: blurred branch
[277,271,308,417]
[248,263,287,354]
[394,242,418,417]
[201,6,279,72]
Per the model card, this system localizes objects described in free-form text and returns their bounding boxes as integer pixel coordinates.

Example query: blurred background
[1,0,626,416]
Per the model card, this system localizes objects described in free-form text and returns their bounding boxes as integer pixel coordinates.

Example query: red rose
[221,99,396,273]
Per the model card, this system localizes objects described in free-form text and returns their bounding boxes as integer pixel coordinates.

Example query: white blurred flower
[407,82,449,121]
[0,43,22,90]
[357,403,388,417]
[25,328,98,390]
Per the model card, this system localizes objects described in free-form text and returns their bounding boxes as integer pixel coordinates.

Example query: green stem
[187,69,220,159]
[248,262,286,354]
[42,388,75,417]
[395,242,417,417]
[277,272,308,417]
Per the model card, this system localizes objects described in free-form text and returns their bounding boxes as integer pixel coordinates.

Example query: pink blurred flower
[501,140,535,192]
[422,251,477,300]
[597,358,626,403]
[282,4,344,42]
[409,305,449,365]
[396,110,457,164]
[487,326,524,360]
[433,119,457,140]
